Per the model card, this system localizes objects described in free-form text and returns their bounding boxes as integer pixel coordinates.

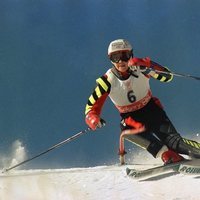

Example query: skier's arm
[128,57,173,82]
[149,60,173,82]
[85,75,111,130]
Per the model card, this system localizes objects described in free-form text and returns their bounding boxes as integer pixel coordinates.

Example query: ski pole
[2,127,91,173]
[153,69,200,81]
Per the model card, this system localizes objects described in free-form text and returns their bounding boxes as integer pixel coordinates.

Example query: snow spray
[9,140,27,168]
[0,140,27,170]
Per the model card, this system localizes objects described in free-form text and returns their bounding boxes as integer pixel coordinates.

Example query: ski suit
[85,58,200,159]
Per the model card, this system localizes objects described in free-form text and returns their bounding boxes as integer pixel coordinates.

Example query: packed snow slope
[0,164,199,200]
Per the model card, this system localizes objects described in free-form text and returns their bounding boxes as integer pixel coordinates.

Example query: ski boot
[161,150,184,165]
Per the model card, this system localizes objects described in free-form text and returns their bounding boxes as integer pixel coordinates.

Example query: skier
[84,39,200,165]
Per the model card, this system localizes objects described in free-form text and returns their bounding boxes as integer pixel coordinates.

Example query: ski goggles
[109,51,133,63]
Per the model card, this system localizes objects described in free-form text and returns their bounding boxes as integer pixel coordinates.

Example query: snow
[0,140,199,200]
[0,164,199,200]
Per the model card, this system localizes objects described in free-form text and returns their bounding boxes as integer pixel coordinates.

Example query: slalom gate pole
[2,127,91,173]
[153,69,200,81]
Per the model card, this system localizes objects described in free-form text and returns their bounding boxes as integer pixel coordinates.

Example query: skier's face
[113,60,129,73]
[109,50,131,72]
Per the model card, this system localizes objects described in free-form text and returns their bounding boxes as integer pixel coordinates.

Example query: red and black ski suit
[85,57,200,159]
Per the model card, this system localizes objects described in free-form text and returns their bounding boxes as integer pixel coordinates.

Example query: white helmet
[108,39,132,55]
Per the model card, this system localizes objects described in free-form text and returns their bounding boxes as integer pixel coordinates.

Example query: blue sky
[0,0,200,169]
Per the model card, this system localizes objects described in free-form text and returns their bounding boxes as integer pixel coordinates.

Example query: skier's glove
[85,111,106,130]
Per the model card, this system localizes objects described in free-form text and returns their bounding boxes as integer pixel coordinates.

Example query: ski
[126,159,200,180]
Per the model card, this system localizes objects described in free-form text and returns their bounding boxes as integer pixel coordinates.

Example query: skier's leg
[120,117,184,164]
[122,130,184,164]
[154,118,200,158]
[119,117,183,164]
